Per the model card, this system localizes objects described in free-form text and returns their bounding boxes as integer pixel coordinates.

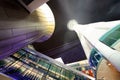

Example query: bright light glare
[67,19,78,31]
[38,3,55,22]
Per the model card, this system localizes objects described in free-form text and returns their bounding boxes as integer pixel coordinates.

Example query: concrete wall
[0,0,55,59]
[18,0,49,12]
[28,0,49,12]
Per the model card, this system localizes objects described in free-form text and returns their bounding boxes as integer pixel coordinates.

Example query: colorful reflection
[0,49,91,80]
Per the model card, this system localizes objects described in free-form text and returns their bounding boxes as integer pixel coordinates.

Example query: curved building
[0,0,120,80]
[0,0,55,59]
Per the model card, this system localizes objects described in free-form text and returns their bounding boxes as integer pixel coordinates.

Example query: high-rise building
[0,0,120,80]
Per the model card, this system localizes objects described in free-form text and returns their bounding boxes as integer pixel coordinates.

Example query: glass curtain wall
[0,49,91,80]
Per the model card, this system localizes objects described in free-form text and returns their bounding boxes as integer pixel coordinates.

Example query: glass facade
[89,48,103,69]
[99,24,120,48]
[69,63,94,77]
[0,49,92,80]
